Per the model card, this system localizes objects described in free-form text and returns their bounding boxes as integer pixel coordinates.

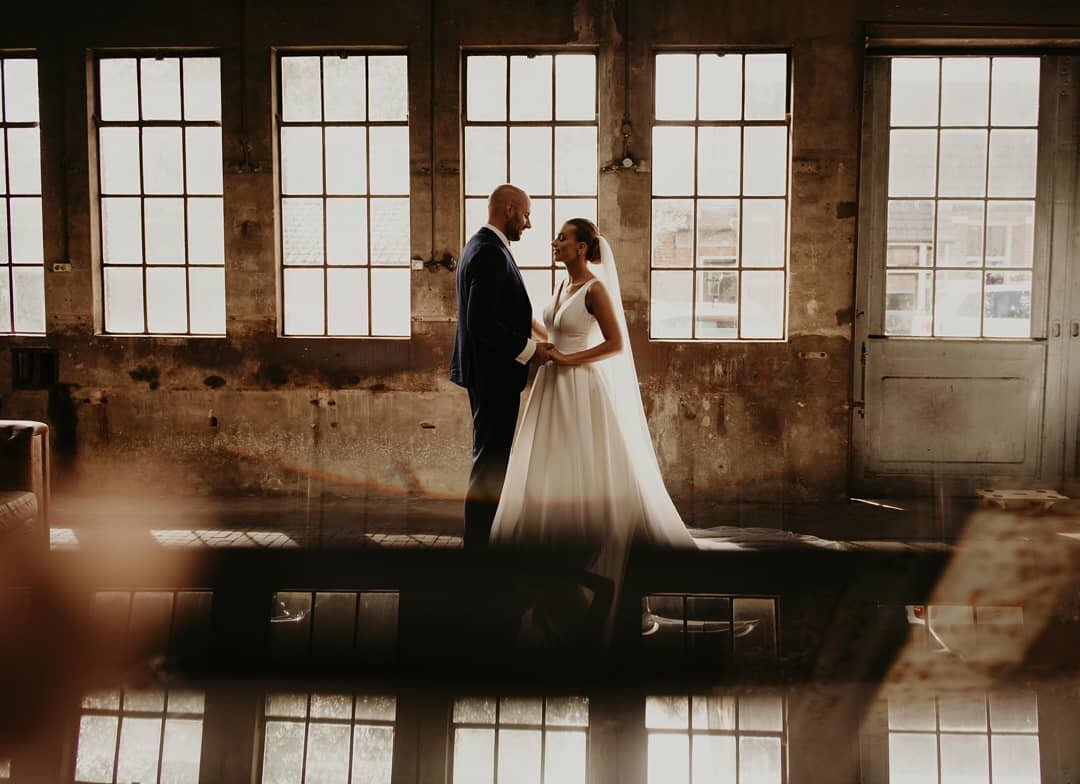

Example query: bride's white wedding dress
[490,239,698,640]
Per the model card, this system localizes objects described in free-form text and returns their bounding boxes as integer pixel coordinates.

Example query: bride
[489,218,697,644]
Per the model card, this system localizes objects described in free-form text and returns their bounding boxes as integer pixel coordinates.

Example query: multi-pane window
[451,696,588,784]
[269,589,399,658]
[888,692,1041,783]
[95,54,226,335]
[463,53,597,309]
[641,594,778,668]
[90,589,213,659]
[75,689,205,784]
[1,56,45,334]
[646,694,786,784]
[260,693,395,784]
[651,52,789,340]
[884,57,1039,338]
[278,54,410,336]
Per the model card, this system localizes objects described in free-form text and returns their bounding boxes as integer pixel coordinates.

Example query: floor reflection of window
[269,590,399,658]
[888,692,1040,783]
[74,689,204,784]
[645,694,786,784]
[451,696,588,784]
[259,693,395,784]
[642,594,778,668]
[0,757,10,779]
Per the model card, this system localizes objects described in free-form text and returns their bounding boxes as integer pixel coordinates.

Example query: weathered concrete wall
[2,0,1079,518]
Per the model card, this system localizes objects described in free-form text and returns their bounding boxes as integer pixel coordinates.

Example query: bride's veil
[595,237,696,548]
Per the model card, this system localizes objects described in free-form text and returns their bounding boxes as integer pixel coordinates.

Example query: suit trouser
[465,384,521,549]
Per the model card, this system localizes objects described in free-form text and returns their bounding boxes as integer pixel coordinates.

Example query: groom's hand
[533,342,555,363]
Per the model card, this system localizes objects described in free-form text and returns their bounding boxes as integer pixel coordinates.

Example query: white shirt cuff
[516,339,537,364]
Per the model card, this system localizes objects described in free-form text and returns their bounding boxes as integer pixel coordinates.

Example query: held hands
[533,342,572,366]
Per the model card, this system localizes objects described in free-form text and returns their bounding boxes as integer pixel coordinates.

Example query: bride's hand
[549,349,573,366]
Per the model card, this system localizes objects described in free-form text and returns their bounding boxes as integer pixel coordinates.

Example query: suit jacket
[450,227,533,392]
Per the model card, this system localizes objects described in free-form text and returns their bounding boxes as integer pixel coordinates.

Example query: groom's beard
[505,225,521,242]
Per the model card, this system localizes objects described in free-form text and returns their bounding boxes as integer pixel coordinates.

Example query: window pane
[266,693,308,719]
[283,198,324,265]
[743,126,787,197]
[105,266,145,332]
[889,129,938,197]
[991,735,1040,784]
[281,126,324,195]
[743,199,785,267]
[262,720,306,783]
[889,732,939,783]
[514,198,552,268]
[510,55,552,121]
[0,275,10,332]
[453,698,496,724]
[697,269,738,338]
[887,200,934,267]
[697,127,740,196]
[989,692,1038,732]
[544,730,585,784]
[324,55,366,122]
[739,736,782,784]
[327,268,369,335]
[356,594,399,658]
[369,126,410,195]
[3,59,39,122]
[556,55,595,121]
[130,596,174,656]
[545,697,588,727]
[453,728,495,784]
[186,127,223,195]
[697,199,739,267]
[939,695,987,731]
[510,127,552,196]
[143,127,184,194]
[370,268,410,336]
[188,267,225,334]
[885,270,933,336]
[145,198,186,264]
[941,58,989,126]
[934,269,981,337]
[187,198,225,264]
[307,723,351,784]
[655,54,697,120]
[326,127,367,195]
[554,127,596,196]
[353,725,394,784]
[182,57,221,121]
[465,126,507,196]
[498,729,541,784]
[740,271,783,338]
[0,132,6,192]
[7,128,41,193]
[282,56,322,122]
[9,197,43,263]
[692,735,736,784]
[99,58,139,121]
[13,267,45,333]
[936,201,984,267]
[327,198,368,265]
[991,58,1040,126]
[554,199,597,233]
[500,697,542,725]
[744,53,786,120]
[467,55,506,121]
[147,267,188,333]
[284,268,324,335]
[521,268,554,310]
[691,695,736,730]
[645,695,689,729]
[733,597,778,663]
[699,54,741,121]
[987,130,1037,198]
[891,58,939,126]
[739,695,784,731]
[368,56,408,121]
[652,200,693,268]
[465,198,488,236]
[116,717,162,784]
[652,127,695,196]
[161,718,203,784]
[938,130,987,197]
[986,201,1034,268]
[369,198,410,264]
[647,733,689,784]
[141,57,182,121]
[983,270,1030,338]
[75,715,119,783]
[99,127,141,194]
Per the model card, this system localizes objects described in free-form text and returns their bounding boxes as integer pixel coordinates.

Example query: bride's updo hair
[566,218,602,262]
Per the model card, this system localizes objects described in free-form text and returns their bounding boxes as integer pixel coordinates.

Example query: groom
[450,184,553,549]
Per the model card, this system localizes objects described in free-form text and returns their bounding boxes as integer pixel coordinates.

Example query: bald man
[450,184,553,549]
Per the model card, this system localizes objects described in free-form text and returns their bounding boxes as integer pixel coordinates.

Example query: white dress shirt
[483,223,536,364]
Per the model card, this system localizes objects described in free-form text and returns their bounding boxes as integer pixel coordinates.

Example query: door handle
[1073,322,1080,338]
[1052,321,1062,338]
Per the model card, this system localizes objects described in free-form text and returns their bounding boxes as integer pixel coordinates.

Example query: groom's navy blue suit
[450,227,534,549]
